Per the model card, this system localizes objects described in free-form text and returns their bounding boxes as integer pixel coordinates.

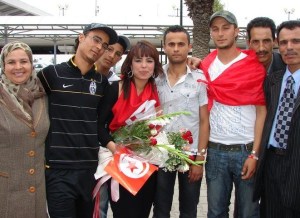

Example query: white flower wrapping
[93,100,205,211]
[95,100,205,179]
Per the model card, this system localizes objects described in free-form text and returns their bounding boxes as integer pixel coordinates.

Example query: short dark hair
[74,37,79,52]
[246,17,276,40]
[277,20,300,42]
[163,25,190,45]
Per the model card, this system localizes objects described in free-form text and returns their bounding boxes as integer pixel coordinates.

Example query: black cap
[117,35,131,52]
[83,23,118,45]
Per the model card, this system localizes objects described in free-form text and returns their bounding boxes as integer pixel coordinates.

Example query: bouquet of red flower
[111,111,205,172]
[93,108,205,210]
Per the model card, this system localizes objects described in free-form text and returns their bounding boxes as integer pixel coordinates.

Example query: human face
[96,43,124,69]
[132,56,155,82]
[278,27,300,73]
[164,32,191,64]
[248,27,275,68]
[210,17,239,49]
[79,29,110,63]
[3,48,32,84]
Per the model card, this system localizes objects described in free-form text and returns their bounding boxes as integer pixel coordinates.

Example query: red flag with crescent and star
[198,49,266,111]
[105,147,158,195]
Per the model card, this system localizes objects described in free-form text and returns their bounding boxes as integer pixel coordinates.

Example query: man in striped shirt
[37,23,118,218]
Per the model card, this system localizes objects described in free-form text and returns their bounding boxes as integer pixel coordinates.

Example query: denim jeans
[153,169,201,218]
[99,182,109,218]
[205,147,259,218]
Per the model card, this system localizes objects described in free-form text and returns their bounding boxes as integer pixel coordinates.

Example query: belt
[268,146,286,156]
[208,141,253,152]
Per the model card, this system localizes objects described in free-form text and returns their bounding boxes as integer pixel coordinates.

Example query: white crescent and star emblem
[118,154,150,179]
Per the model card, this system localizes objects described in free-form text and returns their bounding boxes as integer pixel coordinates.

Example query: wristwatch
[197,148,207,156]
[251,150,257,155]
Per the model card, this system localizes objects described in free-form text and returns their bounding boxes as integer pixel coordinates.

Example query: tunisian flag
[105,147,158,196]
[198,49,266,110]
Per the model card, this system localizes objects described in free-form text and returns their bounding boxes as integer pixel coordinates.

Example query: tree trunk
[185,0,214,58]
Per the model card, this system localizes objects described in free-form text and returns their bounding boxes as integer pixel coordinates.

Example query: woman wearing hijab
[0,41,50,218]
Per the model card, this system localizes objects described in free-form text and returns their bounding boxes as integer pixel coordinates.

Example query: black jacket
[254,69,300,210]
[268,52,286,75]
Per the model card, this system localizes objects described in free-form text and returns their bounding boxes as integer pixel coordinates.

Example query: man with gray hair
[254,20,300,218]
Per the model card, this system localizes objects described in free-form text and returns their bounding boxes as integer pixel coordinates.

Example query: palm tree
[185,0,223,58]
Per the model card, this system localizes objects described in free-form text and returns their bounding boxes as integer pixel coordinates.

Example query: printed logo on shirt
[89,81,97,95]
[63,84,73,88]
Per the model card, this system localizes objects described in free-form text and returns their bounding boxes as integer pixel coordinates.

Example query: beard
[168,57,186,65]
[215,39,235,50]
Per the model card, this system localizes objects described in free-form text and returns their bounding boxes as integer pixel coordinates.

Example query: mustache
[256,51,269,55]
[285,51,298,56]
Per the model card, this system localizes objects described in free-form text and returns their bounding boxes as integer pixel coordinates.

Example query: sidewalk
[107,173,235,218]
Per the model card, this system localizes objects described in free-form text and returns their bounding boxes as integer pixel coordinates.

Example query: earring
[127,71,133,78]
[152,73,156,78]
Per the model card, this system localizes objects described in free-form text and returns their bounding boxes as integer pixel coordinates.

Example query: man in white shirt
[153,25,209,218]
[200,11,266,218]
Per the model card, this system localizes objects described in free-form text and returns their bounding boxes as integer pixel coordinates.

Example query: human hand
[241,157,257,180]
[187,56,202,70]
[107,141,118,154]
[188,164,203,183]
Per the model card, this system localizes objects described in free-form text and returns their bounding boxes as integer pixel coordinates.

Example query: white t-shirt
[209,53,256,144]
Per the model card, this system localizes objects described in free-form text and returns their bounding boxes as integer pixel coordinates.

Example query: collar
[68,55,97,71]
[162,63,198,77]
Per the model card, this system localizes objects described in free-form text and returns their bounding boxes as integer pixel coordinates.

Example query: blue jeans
[153,169,201,218]
[205,147,259,218]
[99,182,109,218]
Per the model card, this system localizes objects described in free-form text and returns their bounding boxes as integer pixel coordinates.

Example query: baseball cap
[210,10,238,27]
[117,35,131,52]
[83,23,118,45]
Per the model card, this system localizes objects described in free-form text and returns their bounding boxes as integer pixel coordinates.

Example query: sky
[17,0,300,65]
[19,0,300,27]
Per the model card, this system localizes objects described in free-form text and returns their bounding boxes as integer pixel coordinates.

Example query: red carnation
[149,124,155,129]
[188,136,193,144]
[182,130,192,140]
[185,130,192,137]
[182,134,188,140]
[150,138,157,146]
[155,125,162,131]
[189,155,195,161]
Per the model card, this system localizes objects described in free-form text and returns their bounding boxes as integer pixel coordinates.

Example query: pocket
[205,149,219,181]
[179,89,199,111]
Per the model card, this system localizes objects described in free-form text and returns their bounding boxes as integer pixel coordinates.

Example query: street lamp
[180,0,183,26]
[95,0,99,16]
[284,8,295,20]
[58,4,69,16]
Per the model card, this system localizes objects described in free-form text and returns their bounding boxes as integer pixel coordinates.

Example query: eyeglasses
[106,46,123,58]
[87,35,109,50]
